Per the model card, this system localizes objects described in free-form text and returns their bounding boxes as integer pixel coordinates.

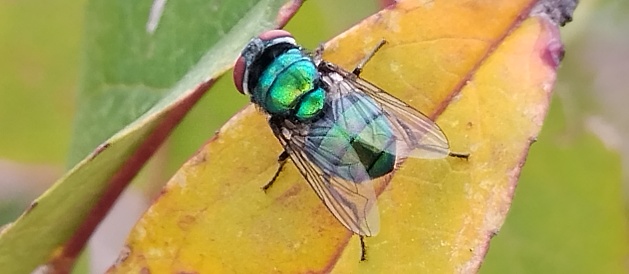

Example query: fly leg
[448,151,470,159]
[313,39,386,78]
[359,235,368,261]
[352,39,387,77]
[262,150,290,192]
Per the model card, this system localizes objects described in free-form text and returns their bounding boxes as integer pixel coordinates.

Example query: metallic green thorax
[252,48,325,121]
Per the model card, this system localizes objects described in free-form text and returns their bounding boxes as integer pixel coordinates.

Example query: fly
[232,30,468,261]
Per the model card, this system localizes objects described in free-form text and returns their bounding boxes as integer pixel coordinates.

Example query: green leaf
[69,0,297,166]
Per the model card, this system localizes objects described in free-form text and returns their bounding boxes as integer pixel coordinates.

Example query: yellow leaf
[109,0,563,272]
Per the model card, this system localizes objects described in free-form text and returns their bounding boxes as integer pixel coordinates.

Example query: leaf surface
[110,0,566,272]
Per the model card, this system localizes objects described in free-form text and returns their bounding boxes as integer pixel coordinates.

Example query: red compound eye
[233,29,295,95]
[233,56,246,94]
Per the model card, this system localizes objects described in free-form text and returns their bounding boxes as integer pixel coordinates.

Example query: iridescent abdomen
[305,93,396,182]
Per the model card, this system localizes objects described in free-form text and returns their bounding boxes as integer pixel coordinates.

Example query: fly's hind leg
[359,235,368,262]
[262,150,290,192]
[352,40,387,77]
[448,151,470,160]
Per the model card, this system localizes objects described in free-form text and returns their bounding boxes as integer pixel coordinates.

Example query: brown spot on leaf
[177,215,197,230]
[90,143,111,161]
[276,184,304,202]
[113,245,131,266]
[26,201,38,214]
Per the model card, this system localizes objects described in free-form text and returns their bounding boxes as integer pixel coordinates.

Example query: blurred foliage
[0,202,23,226]
[0,1,82,164]
[0,0,85,230]
[481,100,627,273]
[0,0,626,273]
[481,1,629,272]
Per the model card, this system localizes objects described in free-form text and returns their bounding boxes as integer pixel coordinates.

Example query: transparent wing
[270,123,381,236]
[320,61,451,159]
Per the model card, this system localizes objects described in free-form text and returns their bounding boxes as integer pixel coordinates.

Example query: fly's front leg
[352,40,387,77]
[313,39,386,78]
[262,150,290,192]
[313,43,325,65]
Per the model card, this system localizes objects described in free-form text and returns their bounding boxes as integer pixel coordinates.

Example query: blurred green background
[0,0,627,273]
